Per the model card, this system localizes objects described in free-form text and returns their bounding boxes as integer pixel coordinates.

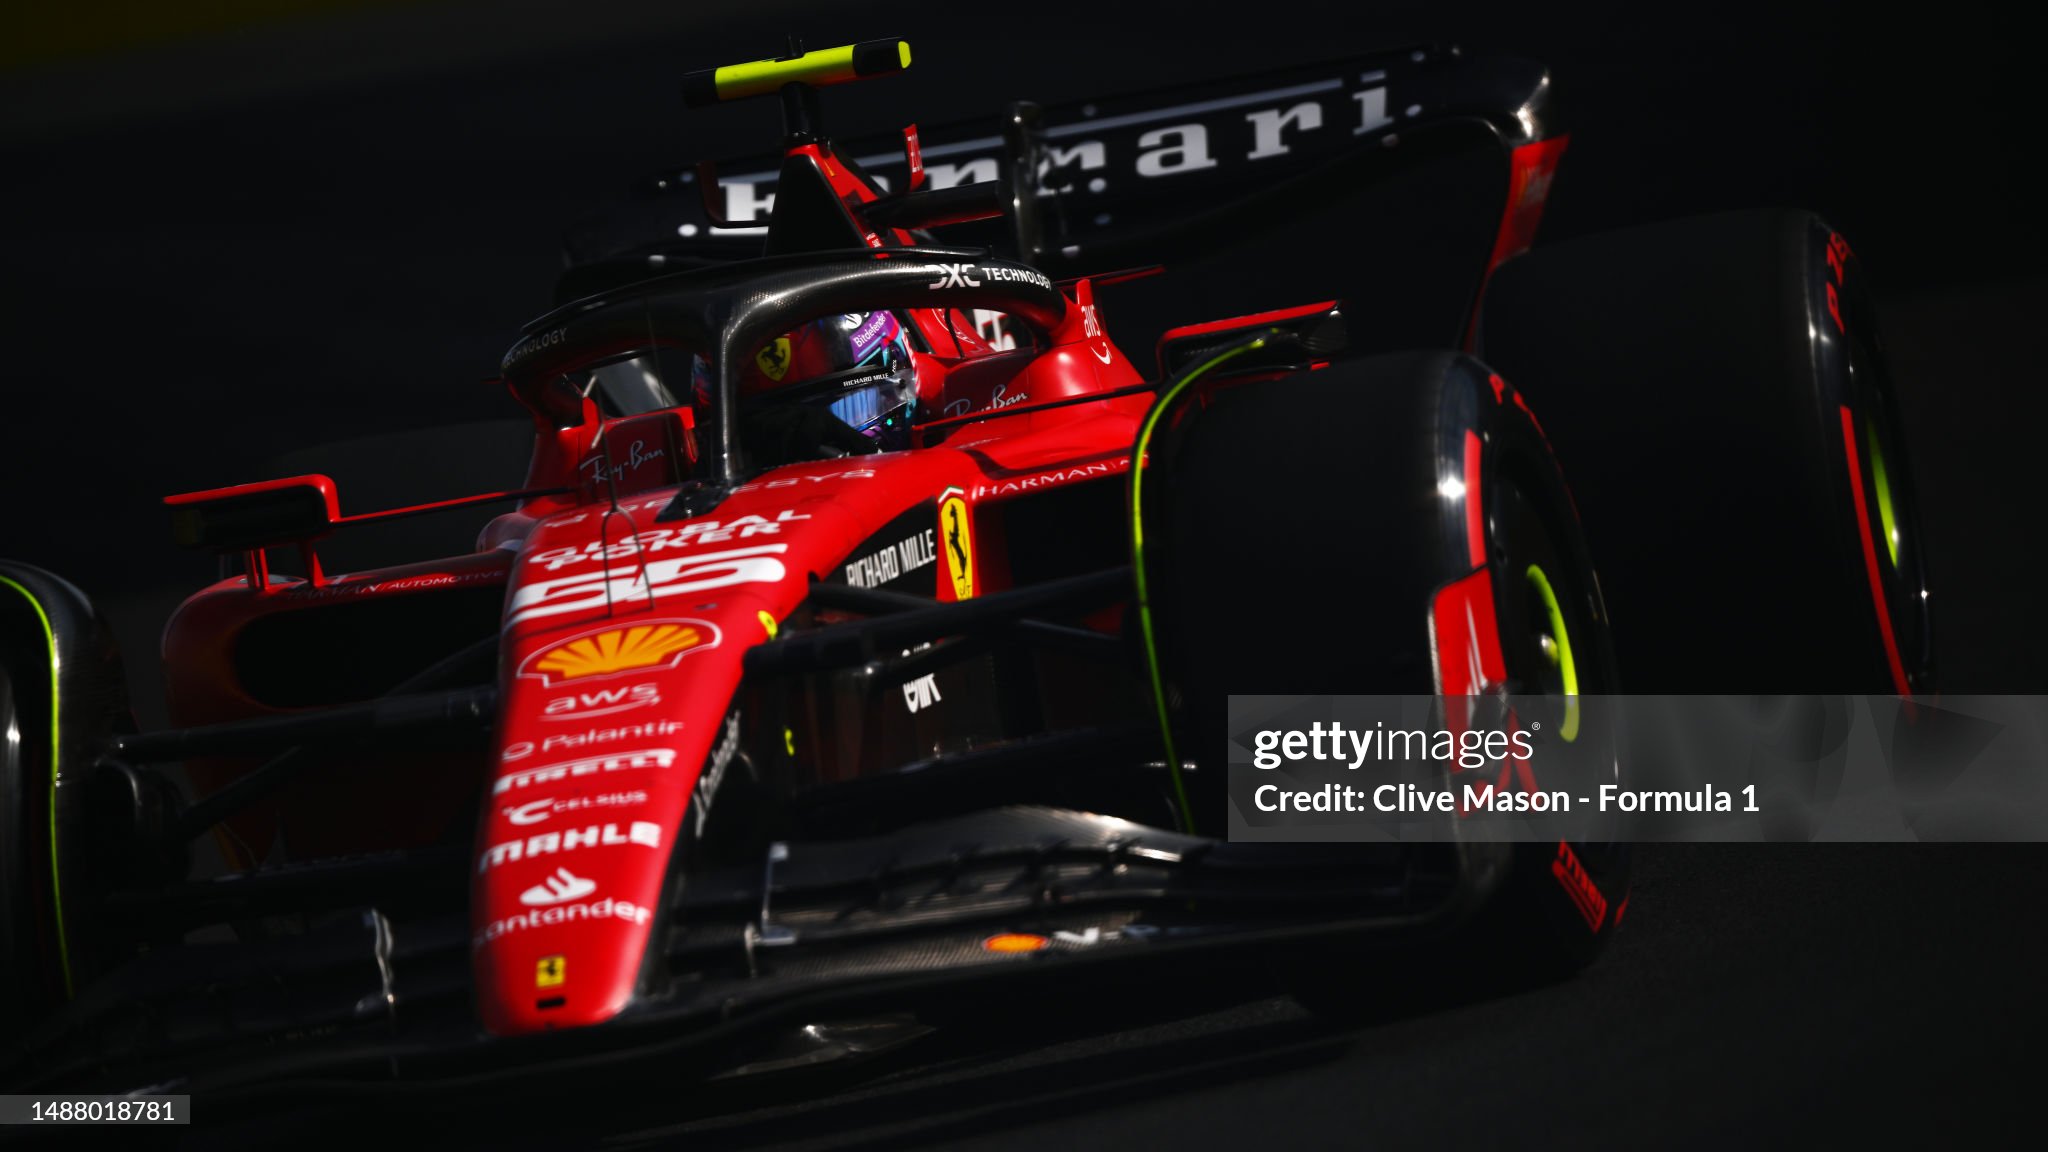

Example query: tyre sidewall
[1140,353,1629,970]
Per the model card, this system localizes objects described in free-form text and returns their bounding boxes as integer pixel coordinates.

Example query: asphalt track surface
[6,3,2045,1146]
[178,844,2039,1149]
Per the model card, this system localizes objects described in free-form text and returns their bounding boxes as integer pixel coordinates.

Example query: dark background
[3,1,2043,1145]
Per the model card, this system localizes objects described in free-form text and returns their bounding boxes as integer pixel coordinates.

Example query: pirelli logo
[493,748,678,796]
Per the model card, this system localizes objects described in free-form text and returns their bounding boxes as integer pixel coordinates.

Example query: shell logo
[519,619,719,686]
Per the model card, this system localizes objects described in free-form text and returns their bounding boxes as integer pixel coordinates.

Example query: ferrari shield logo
[940,495,974,599]
[536,955,566,988]
[755,337,792,381]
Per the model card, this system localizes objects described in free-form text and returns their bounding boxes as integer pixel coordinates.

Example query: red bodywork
[161,135,1157,1036]
[160,94,1560,1038]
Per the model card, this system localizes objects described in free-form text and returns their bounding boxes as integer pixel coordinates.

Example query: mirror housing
[165,475,339,552]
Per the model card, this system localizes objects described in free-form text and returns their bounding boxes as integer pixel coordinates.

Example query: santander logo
[521,868,598,907]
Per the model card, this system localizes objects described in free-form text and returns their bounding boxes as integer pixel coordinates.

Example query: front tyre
[0,564,132,1037]
[1137,351,1630,990]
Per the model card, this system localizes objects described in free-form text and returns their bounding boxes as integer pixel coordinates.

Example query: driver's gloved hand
[741,403,880,470]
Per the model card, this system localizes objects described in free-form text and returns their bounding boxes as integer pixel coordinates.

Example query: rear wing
[562,44,1559,287]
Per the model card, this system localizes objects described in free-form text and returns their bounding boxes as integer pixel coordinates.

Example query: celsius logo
[929,263,980,290]
[504,791,649,827]
[507,798,555,827]
[520,867,597,907]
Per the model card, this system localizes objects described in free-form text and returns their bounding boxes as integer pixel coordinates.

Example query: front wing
[8,805,1508,1100]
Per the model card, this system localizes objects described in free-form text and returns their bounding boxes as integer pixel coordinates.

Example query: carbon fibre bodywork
[14,802,1507,1096]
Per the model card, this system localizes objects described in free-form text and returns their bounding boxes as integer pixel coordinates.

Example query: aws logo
[542,682,660,721]
[517,619,719,687]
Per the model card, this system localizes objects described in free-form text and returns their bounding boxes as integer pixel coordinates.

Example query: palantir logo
[520,867,597,907]
[930,263,980,290]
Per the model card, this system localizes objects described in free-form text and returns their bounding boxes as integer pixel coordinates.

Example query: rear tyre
[1138,351,1630,1006]
[1478,209,1933,695]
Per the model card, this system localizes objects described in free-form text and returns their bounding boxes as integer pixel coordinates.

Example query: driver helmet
[738,311,919,451]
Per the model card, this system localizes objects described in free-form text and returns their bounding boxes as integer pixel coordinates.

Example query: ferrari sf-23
[0,37,1930,1096]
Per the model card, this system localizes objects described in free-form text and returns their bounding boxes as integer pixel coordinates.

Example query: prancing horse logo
[940,494,974,599]
[755,337,792,381]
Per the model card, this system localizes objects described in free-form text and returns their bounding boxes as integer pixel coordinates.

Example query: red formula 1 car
[0,38,1929,1096]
